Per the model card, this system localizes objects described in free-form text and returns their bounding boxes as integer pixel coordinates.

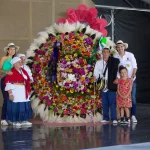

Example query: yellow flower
[70,89,74,93]
[87,89,90,93]
[74,53,77,57]
[67,69,72,73]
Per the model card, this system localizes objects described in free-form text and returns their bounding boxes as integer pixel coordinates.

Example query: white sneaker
[21,121,32,126]
[100,120,109,123]
[113,120,118,124]
[131,116,137,123]
[1,120,8,126]
[13,122,22,127]
[7,121,13,125]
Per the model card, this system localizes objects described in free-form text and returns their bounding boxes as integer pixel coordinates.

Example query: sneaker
[7,121,13,125]
[100,120,109,123]
[117,119,121,123]
[113,120,118,124]
[12,122,22,127]
[120,117,125,124]
[21,121,32,126]
[131,115,137,123]
[1,120,8,126]
[125,118,130,124]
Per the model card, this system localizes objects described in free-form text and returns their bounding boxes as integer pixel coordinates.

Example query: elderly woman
[0,43,19,126]
[17,53,33,82]
[4,57,32,127]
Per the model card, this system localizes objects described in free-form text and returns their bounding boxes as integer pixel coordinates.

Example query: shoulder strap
[103,62,108,77]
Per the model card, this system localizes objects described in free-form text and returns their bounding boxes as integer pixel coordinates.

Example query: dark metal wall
[96,6,150,103]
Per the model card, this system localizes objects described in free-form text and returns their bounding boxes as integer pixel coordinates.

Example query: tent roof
[92,0,150,9]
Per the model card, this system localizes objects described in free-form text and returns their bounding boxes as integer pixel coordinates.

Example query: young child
[117,66,133,124]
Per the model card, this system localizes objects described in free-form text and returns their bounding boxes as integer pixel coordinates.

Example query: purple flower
[61,59,67,64]
[36,49,45,55]
[79,68,85,75]
[65,82,69,86]
[73,83,78,88]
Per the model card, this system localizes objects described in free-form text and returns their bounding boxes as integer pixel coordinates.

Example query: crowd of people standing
[0,43,33,127]
[0,39,138,127]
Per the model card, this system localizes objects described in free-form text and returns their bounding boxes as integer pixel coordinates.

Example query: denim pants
[131,80,136,116]
[1,77,7,120]
[101,91,117,121]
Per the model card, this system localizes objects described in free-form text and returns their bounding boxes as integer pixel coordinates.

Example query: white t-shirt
[113,51,137,80]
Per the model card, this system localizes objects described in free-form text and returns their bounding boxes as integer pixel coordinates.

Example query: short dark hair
[119,65,128,73]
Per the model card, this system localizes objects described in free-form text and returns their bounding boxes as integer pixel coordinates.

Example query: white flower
[68,74,76,82]
[80,85,84,90]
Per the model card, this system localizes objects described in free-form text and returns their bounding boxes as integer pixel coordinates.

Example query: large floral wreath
[27,4,116,123]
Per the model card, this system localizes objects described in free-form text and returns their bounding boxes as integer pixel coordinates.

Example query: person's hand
[131,74,135,79]
[7,71,13,75]
[9,95,14,101]
[113,78,118,84]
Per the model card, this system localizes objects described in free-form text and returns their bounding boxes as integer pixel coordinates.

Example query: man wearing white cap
[4,57,32,126]
[114,40,138,123]
[17,53,33,82]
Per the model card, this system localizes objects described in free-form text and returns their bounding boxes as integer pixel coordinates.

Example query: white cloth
[18,69,27,80]
[16,53,25,58]
[5,83,30,103]
[11,57,21,65]
[5,83,16,91]
[113,51,137,80]
[94,59,108,92]
[22,65,33,82]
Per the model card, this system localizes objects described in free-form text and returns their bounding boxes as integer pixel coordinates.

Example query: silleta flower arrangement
[27,4,116,123]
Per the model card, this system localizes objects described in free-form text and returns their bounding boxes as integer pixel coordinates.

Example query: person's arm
[117,84,125,98]
[93,61,103,81]
[114,58,120,84]
[0,56,6,73]
[130,53,137,78]
[7,90,14,101]
[131,68,137,79]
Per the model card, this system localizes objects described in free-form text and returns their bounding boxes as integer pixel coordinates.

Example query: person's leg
[108,91,117,121]
[131,80,137,123]
[125,108,130,118]
[101,92,109,121]
[1,77,8,123]
[125,108,130,123]
[120,108,124,118]
[131,80,136,116]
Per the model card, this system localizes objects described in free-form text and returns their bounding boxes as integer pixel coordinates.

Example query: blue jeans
[101,91,117,121]
[1,77,7,120]
[131,80,136,116]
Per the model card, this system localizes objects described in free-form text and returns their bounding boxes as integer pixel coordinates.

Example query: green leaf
[76,110,81,115]
[58,109,63,114]
[50,105,54,109]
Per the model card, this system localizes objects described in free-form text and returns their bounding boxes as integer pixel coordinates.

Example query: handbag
[96,62,108,91]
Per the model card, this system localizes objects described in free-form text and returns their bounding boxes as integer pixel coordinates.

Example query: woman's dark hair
[6,45,16,58]
[119,65,128,73]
